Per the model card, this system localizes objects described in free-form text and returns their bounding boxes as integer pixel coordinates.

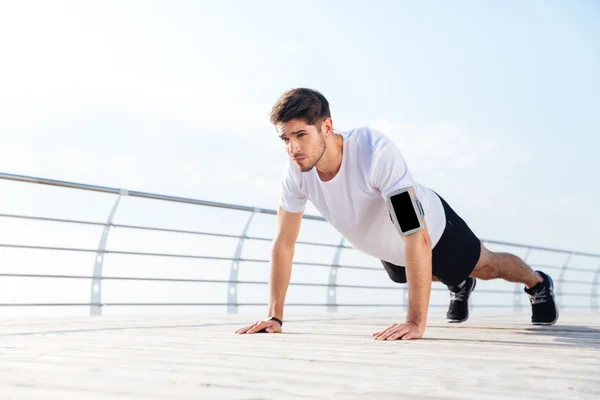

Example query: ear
[321,117,333,137]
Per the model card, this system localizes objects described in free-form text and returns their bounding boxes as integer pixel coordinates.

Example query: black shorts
[381,192,482,287]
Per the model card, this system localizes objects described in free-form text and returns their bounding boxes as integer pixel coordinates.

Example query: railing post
[227,209,258,314]
[327,237,345,312]
[514,246,533,312]
[90,189,128,316]
[591,263,600,311]
[557,251,573,305]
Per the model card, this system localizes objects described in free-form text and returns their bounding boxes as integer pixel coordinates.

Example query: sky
[0,1,598,315]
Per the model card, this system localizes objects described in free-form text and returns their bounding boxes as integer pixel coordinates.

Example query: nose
[287,138,301,155]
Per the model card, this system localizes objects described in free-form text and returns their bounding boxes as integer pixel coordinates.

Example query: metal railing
[1,171,599,315]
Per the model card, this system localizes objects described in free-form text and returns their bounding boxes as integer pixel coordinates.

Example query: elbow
[403,229,432,252]
[273,237,295,254]
[420,233,432,249]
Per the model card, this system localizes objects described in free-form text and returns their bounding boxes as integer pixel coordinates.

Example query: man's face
[276,119,326,172]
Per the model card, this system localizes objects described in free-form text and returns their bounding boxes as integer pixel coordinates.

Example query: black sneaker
[446,277,476,323]
[525,270,559,325]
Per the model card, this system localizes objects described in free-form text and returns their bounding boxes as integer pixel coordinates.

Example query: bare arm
[236,206,303,334]
[373,186,432,340]
[268,206,303,320]
[403,219,433,330]
[402,185,433,328]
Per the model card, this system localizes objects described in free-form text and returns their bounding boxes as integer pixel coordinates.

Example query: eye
[281,137,289,142]
[297,133,306,138]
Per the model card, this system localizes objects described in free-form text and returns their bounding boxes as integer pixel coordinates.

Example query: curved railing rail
[1,171,598,315]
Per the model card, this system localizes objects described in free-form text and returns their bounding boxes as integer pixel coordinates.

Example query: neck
[316,133,343,182]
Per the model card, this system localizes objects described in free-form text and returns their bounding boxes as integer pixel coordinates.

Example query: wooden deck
[1,311,599,399]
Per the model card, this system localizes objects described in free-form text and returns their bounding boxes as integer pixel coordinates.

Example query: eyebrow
[279,129,307,139]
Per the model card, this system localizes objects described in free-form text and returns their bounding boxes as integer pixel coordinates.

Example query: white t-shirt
[279,126,446,266]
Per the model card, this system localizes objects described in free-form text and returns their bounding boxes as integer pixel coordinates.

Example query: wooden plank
[0,312,599,399]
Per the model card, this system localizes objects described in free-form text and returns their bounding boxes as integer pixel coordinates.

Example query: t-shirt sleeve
[278,165,308,213]
[371,143,415,199]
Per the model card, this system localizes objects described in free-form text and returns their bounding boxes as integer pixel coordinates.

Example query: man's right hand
[235,319,282,334]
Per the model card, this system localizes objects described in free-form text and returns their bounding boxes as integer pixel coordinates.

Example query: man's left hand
[372,321,424,341]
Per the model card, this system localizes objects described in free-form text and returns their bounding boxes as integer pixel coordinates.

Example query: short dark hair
[270,88,331,126]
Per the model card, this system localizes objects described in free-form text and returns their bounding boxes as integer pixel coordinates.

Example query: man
[236,88,558,340]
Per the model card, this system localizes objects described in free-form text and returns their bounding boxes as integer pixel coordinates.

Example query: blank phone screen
[390,191,420,233]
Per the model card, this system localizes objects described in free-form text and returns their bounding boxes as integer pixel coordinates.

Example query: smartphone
[386,187,425,236]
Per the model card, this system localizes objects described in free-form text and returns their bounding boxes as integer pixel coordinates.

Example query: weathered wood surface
[1,311,599,399]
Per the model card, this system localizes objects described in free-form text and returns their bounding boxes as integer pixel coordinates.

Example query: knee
[472,260,500,280]
[470,246,502,280]
[473,268,498,280]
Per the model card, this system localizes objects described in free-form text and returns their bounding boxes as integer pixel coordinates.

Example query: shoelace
[450,286,467,302]
[528,288,547,305]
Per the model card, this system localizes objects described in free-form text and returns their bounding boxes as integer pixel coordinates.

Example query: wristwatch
[266,316,283,327]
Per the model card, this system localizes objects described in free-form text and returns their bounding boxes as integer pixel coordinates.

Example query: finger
[377,325,411,341]
[372,329,388,340]
[245,322,263,334]
[247,322,267,334]
[401,330,419,340]
[236,323,259,334]
[237,321,259,334]
[373,324,399,340]
[235,325,253,334]
[374,327,395,340]
[387,327,411,341]
[372,327,388,337]
[381,326,407,341]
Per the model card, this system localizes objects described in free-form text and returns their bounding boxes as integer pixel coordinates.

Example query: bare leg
[470,243,542,289]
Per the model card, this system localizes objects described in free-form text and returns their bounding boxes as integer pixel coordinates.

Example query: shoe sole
[532,273,559,326]
[446,279,477,323]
